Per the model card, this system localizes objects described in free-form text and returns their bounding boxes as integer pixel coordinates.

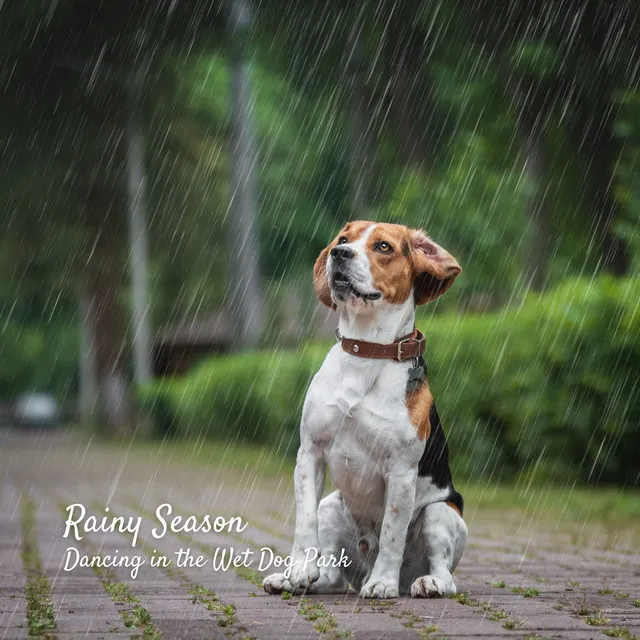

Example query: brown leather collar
[340,328,426,362]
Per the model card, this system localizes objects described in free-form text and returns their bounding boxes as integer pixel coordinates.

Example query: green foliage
[386,134,527,306]
[419,275,640,485]
[0,320,78,402]
[179,53,346,275]
[141,276,640,485]
[139,343,329,455]
[510,41,563,79]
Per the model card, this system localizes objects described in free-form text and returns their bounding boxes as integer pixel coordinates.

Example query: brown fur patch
[411,230,462,304]
[313,245,333,308]
[365,223,415,304]
[342,220,376,241]
[406,381,433,441]
[360,222,461,306]
[446,501,462,518]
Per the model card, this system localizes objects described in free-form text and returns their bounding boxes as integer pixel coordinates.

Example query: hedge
[139,276,640,486]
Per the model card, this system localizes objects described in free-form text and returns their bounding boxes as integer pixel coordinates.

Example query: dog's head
[314,221,461,310]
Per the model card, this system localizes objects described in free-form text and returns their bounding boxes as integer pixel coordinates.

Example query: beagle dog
[263,221,467,599]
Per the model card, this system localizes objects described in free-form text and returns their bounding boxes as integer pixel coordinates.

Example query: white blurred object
[14,393,61,427]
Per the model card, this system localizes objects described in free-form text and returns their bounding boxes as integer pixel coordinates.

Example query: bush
[422,276,640,485]
[0,320,78,402]
[138,344,328,455]
[140,276,640,486]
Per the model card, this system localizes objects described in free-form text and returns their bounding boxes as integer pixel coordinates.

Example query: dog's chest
[303,346,421,516]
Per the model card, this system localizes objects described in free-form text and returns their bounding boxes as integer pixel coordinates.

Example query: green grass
[585,611,609,626]
[21,495,56,637]
[416,624,440,638]
[460,483,640,539]
[572,595,592,616]
[502,619,525,630]
[92,502,256,638]
[388,608,439,637]
[54,501,160,638]
[109,437,297,481]
[104,438,640,539]
[188,584,220,610]
[234,566,265,588]
[511,587,540,597]
[95,578,158,637]
[603,627,639,639]
[449,592,524,630]
[103,580,137,604]
[126,498,273,595]
[297,598,341,636]
[488,609,509,621]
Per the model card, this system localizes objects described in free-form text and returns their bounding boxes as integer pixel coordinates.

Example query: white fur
[263,234,467,598]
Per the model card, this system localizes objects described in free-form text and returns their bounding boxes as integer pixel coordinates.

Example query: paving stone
[0,483,26,639]
[1,429,639,640]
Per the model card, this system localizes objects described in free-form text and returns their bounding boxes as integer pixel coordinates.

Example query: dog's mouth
[331,272,381,301]
[332,272,351,288]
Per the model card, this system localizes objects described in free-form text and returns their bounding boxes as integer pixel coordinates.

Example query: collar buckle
[396,336,412,361]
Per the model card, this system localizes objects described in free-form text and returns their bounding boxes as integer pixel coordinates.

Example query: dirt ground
[1,428,638,639]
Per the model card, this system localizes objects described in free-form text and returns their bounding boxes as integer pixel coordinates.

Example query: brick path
[0,429,638,640]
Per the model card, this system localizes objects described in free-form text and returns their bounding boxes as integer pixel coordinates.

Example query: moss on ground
[55,500,160,638]
[21,495,56,637]
[449,591,525,631]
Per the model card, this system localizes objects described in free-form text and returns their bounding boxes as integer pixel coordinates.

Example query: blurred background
[1,0,639,488]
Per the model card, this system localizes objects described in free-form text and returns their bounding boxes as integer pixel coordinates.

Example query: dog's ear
[313,244,335,309]
[410,229,462,305]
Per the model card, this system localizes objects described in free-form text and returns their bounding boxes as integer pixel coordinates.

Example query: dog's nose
[331,246,355,260]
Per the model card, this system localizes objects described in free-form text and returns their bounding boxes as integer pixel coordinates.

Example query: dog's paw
[263,573,294,594]
[360,577,399,599]
[288,555,320,590]
[410,575,456,598]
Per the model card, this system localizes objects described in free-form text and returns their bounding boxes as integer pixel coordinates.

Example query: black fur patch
[413,360,464,516]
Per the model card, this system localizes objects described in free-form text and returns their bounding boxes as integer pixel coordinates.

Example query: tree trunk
[78,280,98,425]
[517,88,550,291]
[86,187,133,437]
[344,18,372,218]
[226,0,263,350]
[126,48,152,383]
[384,0,434,169]
[570,4,629,275]
[573,96,629,275]
[520,128,550,290]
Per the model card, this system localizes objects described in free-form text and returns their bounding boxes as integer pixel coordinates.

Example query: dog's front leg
[289,438,325,588]
[360,462,417,599]
[263,437,325,594]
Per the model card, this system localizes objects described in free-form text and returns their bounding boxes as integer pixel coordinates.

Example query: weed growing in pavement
[21,495,56,637]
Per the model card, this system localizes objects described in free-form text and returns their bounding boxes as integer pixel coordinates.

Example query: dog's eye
[338,236,348,245]
[375,241,393,253]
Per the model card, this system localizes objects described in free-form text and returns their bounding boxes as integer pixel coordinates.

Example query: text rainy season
[63,503,248,548]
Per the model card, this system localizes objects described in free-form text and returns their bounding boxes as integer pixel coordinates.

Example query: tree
[455,0,636,278]
[225,0,264,349]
